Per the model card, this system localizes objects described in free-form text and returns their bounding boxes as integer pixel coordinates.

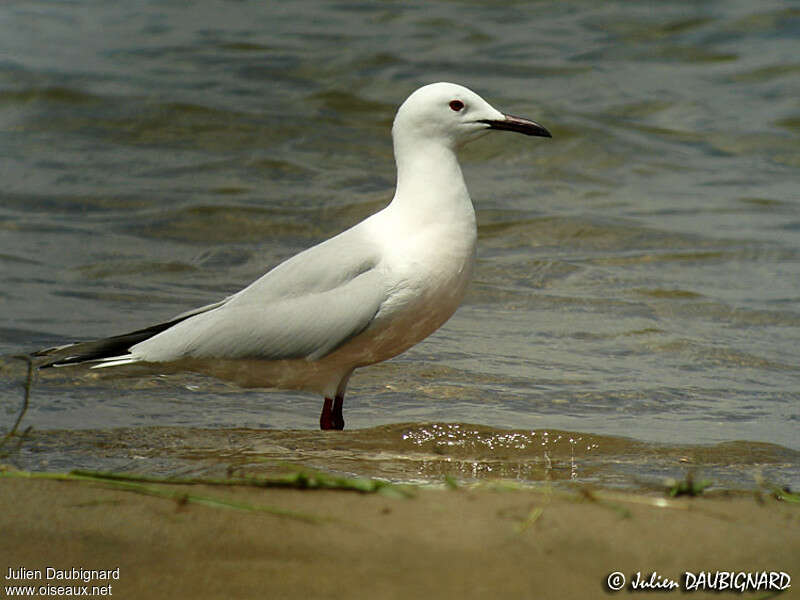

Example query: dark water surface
[1,1,798,490]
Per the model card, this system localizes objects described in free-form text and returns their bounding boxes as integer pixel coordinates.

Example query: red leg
[332,394,345,430]
[320,397,334,430]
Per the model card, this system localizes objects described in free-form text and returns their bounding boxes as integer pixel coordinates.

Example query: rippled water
[1,1,798,490]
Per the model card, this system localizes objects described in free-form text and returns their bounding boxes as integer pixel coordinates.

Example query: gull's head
[392,82,551,150]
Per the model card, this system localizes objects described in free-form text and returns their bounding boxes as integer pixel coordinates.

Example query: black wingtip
[33,315,191,369]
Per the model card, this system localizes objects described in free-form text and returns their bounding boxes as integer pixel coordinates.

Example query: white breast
[330,203,478,368]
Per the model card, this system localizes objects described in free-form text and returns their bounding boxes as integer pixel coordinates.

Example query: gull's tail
[33,299,226,369]
[33,318,184,369]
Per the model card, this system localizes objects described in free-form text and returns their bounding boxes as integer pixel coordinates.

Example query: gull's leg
[331,394,345,431]
[319,370,351,431]
[320,397,335,430]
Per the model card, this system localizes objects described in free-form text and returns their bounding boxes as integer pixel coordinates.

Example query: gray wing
[132,268,385,362]
[130,227,387,362]
[228,226,382,305]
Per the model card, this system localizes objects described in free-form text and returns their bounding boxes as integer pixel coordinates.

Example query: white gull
[35,82,551,430]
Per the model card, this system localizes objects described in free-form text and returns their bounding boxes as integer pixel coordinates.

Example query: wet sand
[1,476,797,599]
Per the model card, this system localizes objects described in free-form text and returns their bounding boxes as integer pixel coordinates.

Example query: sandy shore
[1,474,797,599]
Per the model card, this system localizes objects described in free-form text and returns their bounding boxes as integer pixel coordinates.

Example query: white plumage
[36,82,551,429]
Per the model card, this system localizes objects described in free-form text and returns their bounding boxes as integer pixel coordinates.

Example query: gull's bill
[478,114,552,137]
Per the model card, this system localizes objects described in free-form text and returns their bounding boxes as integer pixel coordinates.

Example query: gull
[34,82,551,430]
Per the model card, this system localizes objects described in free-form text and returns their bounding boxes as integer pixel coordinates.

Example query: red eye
[449,100,464,112]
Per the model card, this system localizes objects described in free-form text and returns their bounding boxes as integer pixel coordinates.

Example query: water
[1,0,798,490]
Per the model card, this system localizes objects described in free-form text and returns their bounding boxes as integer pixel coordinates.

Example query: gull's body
[35,82,550,429]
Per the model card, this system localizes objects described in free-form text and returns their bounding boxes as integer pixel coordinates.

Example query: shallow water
[10,423,800,493]
[1,1,798,490]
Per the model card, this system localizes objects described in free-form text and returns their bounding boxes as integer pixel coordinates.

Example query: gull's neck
[389,135,473,226]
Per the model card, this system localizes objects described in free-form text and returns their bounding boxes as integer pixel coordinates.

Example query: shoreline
[1,469,797,599]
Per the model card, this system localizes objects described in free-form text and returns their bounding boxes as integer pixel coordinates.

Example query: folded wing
[34,223,387,368]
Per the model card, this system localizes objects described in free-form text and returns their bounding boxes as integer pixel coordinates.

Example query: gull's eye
[449,100,464,112]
